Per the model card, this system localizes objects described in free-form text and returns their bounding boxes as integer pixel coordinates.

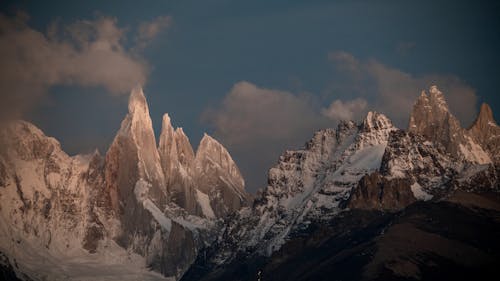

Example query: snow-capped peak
[362,111,395,132]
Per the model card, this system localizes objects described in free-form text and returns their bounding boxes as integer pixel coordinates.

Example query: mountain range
[1,85,499,281]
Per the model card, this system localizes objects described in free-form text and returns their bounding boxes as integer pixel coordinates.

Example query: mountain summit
[468,103,500,164]
[409,85,491,164]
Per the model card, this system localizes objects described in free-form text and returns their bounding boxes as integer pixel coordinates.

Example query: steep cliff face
[0,121,125,280]
[468,103,500,164]
[194,134,248,218]
[105,86,167,255]
[158,114,201,217]
[408,86,491,164]
[347,172,416,211]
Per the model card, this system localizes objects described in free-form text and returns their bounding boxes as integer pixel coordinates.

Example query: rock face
[347,172,416,211]
[105,86,167,254]
[409,86,491,164]
[0,87,248,281]
[195,134,248,218]
[158,114,201,217]
[468,103,500,164]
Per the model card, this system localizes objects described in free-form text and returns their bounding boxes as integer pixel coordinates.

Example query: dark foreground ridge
[183,192,500,281]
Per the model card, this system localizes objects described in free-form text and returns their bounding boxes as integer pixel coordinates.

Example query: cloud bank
[0,12,170,120]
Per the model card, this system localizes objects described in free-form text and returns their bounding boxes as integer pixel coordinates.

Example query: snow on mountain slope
[0,121,136,280]
[208,112,398,260]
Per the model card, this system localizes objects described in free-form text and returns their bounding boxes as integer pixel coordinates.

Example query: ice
[410,182,433,201]
[196,189,215,219]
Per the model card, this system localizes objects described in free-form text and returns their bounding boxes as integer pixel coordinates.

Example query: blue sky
[1,0,499,192]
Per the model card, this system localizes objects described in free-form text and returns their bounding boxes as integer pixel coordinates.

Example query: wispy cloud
[327,51,478,127]
[321,98,368,121]
[0,12,171,120]
[135,15,172,50]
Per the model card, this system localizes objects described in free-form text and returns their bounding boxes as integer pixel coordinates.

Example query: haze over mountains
[1,85,499,281]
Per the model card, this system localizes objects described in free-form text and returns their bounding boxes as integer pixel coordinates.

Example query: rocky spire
[159,113,179,183]
[408,86,461,146]
[357,111,397,148]
[468,103,500,164]
[158,114,201,216]
[408,86,490,164]
[174,128,196,169]
[105,86,167,246]
[195,133,248,217]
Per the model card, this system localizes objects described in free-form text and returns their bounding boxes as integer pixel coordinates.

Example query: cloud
[327,51,478,127]
[202,81,331,191]
[0,12,170,120]
[135,16,172,49]
[321,98,367,121]
[203,81,326,145]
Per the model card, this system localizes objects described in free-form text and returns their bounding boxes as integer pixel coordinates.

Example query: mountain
[194,133,248,218]
[0,87,248,281]
[408,86,491,164]
[468,103,500,164]
[182,86,500,281]
[1,85,499,281]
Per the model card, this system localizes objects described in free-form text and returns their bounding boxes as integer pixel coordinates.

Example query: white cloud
[203,81,327,145]
[0,12,170,120]
[321,98,368,121]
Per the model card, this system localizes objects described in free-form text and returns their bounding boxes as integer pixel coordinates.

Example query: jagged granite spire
[195,133,248,218]
[104,86,167,252]
[409,85,490,164]
[468,103,500,164]
[158,113,202,216]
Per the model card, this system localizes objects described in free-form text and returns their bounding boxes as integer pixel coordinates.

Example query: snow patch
[134,179,172,233]
[195,189,215,219]
[411,182,433,201]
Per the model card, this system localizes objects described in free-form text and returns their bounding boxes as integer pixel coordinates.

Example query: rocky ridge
[182,86,500,280]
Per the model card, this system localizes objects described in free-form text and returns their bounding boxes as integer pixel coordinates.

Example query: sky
[1,0,499,192]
